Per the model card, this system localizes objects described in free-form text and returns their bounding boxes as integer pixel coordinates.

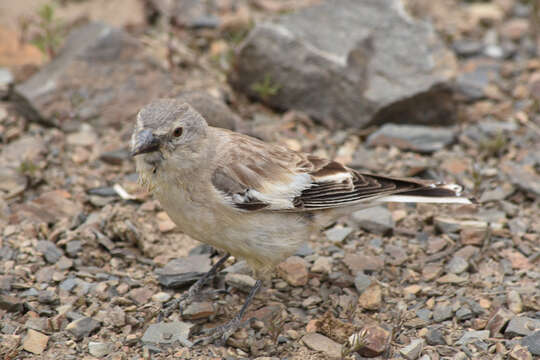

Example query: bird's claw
[158,294,189,321]
[193,317,245,346]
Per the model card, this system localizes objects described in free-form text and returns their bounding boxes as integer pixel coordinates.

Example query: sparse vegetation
[32,3,64,58]
[18,160,39,175]
[478,132,508,158]
[251,74,281,99]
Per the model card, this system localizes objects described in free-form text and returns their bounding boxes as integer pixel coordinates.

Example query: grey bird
[131,99,472,344]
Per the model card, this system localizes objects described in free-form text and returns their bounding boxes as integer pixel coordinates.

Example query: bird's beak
[131,129,161,157]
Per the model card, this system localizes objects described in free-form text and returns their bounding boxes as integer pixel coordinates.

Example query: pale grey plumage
[131,99,472,278]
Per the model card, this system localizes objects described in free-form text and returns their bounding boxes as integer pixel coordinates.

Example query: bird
[130,98,473,345]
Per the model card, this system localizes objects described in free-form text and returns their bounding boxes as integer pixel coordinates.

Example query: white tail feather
[376,195,472,205]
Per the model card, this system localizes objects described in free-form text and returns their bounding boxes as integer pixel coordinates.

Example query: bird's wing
[210,132,459,212]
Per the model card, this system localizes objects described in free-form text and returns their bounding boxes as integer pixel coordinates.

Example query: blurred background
[0,0,539,359]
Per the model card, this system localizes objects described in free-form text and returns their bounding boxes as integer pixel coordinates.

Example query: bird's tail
[375,183,474,205]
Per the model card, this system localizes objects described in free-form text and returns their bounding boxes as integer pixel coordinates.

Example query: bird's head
[131,99,209,188]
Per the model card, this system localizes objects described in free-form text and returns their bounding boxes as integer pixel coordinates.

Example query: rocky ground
[0,0,539,359]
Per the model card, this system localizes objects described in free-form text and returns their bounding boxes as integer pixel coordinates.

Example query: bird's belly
[155,187,310,275]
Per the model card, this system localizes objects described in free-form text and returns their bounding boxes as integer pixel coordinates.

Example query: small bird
[131,99,472,344]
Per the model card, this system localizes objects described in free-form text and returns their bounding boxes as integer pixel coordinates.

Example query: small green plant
[479,132,507,158]
[251,74,281,100]
[18,160,39,175]
[32,3,64,58]
[470,166,483,196]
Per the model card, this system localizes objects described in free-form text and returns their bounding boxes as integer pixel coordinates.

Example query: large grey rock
[230,0,457,128]
[174,91,242,130]
[366,124,456,153]
[14,22,174,128]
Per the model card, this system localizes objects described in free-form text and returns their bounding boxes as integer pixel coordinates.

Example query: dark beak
[131,129,161,157]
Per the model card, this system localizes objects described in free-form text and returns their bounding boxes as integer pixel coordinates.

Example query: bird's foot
[159,288,228,321]
[192,279,262,346]
[157,253,231,322]
[193,316,250,346]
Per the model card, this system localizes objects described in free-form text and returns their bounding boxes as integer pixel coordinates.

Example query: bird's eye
[172,127,183,137]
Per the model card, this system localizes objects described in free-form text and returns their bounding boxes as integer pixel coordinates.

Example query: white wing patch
[245,173,312,210]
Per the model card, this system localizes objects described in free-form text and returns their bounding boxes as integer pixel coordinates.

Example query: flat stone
[354,272,373,294]
[367,124,456,153]
[22,329,49,355]
[127,287,154,305]
[221,260,252,275]
[65,317,101,339]
[14,22,175,129]
[456,330,489,345]
[88,342,112,357]
[324,226,353,243]
[36,240,63,264]
[302,333,341,359]
[311,256,333,274]
[487,307,513,336]
[352,206,394,235]
[505,317,540,338]
[456,306,474,321]
[277,256,308,286]
[507,290,523,314]
[302,295,322,308]
[358,284,382,310]
[99,149,130,165]
[422,263,443,281]
[501,162,540,197]
[433,304,453,322]
[479,186,512,203]
[400,338,424,360]
[344,253,384,273]
[446,256,469,274]
[182,301,215,320]
[436,273,468,285]
[521,331,540,356]
[415,308,432,321]
[155,255,212,288]
[66,241,82,257]
[0,275,13,291]
[225,273,257,292]
[426,327,446,345]
[151,292,171,303]
[460,227,486,246]
[0,294,23,312]
[141,322,193,346]
[452,39,483,57]
[230,0,457,129]
[11,190,82,224]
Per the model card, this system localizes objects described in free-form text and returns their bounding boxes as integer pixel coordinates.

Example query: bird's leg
[159,253,230,321]
[195,279,262,346]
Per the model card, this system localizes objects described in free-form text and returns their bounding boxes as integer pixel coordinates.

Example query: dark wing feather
[294,171,427,210]
[210,130,454,212]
